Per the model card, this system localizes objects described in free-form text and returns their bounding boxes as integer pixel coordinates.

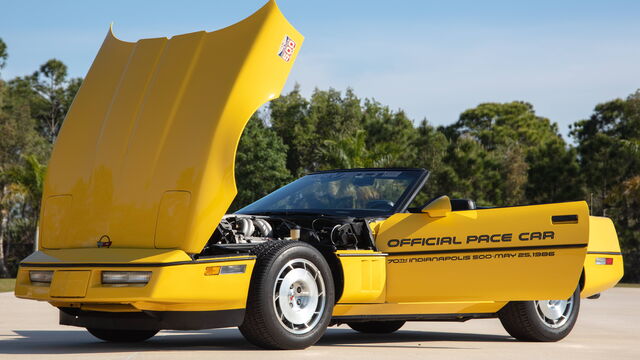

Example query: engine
[199,214,376,256]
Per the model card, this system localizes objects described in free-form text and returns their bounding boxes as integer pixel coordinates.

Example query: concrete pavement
[0,288,638,359]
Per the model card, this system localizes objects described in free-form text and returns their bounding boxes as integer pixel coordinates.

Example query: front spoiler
[60,307,245,330]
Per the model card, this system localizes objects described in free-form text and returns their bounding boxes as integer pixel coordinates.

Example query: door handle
[552,215,578,224]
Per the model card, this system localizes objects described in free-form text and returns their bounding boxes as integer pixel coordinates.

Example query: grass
[0,278,16,292]
[616,283,640,288]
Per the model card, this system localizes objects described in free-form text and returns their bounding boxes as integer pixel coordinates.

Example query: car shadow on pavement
[0,327,514,354]
[317,328,514,349]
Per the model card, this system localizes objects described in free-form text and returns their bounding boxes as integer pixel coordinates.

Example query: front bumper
[15,249,256,317]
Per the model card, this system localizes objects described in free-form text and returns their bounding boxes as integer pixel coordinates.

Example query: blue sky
[1,0,639,140]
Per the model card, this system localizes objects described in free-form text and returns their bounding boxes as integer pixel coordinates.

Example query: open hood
[39,1,303,254]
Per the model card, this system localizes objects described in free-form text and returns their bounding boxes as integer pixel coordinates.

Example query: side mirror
[421,195,451,218]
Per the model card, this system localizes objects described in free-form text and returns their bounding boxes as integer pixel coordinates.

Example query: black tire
[239,241,335,350]
[86,328,158,342]
[498,287,580,342]
[347,320,405,334]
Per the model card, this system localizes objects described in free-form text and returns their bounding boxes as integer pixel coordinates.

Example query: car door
[375,197,589,303]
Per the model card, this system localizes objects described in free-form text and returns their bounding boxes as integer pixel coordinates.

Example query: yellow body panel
[581,216,624,297]
[50,271,91,298]
[336,251,387,303]
[40,0,303,254]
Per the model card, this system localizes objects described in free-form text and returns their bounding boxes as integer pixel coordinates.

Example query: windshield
[237,169,424,217]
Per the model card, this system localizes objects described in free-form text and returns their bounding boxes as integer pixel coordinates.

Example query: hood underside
[39,0,303,253]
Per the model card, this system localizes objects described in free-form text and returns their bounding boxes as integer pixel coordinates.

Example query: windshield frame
[236,168,430,218]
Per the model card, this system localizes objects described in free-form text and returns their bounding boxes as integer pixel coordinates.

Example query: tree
[525,139,583,204]
[0,155,46,277]
[571,90,640,282]
[31,59,68,143]
[311,87,362,141]
[608,176,640,282]
[0,44,51,276]
[362,99,417,166]
[320,129,374,169]
[448,101,560,150]
[28,59,82,144]
[410,119,449,203]
[230,113,291,210]
[269,85,314,176]
[437,136,501,206]
[0,38,7,76]
[571,92,640,215]
[446,101,579,206]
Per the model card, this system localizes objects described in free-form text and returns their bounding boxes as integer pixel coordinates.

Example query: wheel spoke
[272,258,326,335]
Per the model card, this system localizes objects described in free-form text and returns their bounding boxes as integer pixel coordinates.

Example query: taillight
[595,257,614,265]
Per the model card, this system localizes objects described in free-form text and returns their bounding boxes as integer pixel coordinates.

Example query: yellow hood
[39,1,303,254]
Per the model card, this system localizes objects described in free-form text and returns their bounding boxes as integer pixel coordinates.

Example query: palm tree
[320,129,406,169]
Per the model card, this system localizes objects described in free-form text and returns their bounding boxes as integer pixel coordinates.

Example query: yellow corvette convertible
[15,0,623,350]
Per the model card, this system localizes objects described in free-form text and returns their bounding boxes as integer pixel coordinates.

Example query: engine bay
[199,214,377,257]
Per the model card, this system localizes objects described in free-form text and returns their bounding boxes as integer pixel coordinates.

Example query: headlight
[29,270,53,284]
[101,271,151,286]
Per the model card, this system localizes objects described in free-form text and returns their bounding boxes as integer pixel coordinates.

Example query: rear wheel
[498,287,580,342]
[347,320,405,334]
[239,241,335,349]
[86,328,158,342]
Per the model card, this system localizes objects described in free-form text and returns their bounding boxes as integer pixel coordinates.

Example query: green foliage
[450,101,560,149]
[361,100,417,166]
[525,139,583,203]
[444,101,580,206]
[0,38,7,73]
[0,41,55,277]
[230,114,292,211]
[570,91,640,282]
[30,59,82,143]
[571,92,640,216]
[270,84,314,176]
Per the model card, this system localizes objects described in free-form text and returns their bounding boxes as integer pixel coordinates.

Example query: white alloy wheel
[534,296,574,329]
[273,258,326,334]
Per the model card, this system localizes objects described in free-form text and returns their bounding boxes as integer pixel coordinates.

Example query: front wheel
[239,241,335,350]
[498,287,580,342]
[86,328,158,342]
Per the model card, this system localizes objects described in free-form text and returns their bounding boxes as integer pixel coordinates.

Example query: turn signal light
[204,264,246,276]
